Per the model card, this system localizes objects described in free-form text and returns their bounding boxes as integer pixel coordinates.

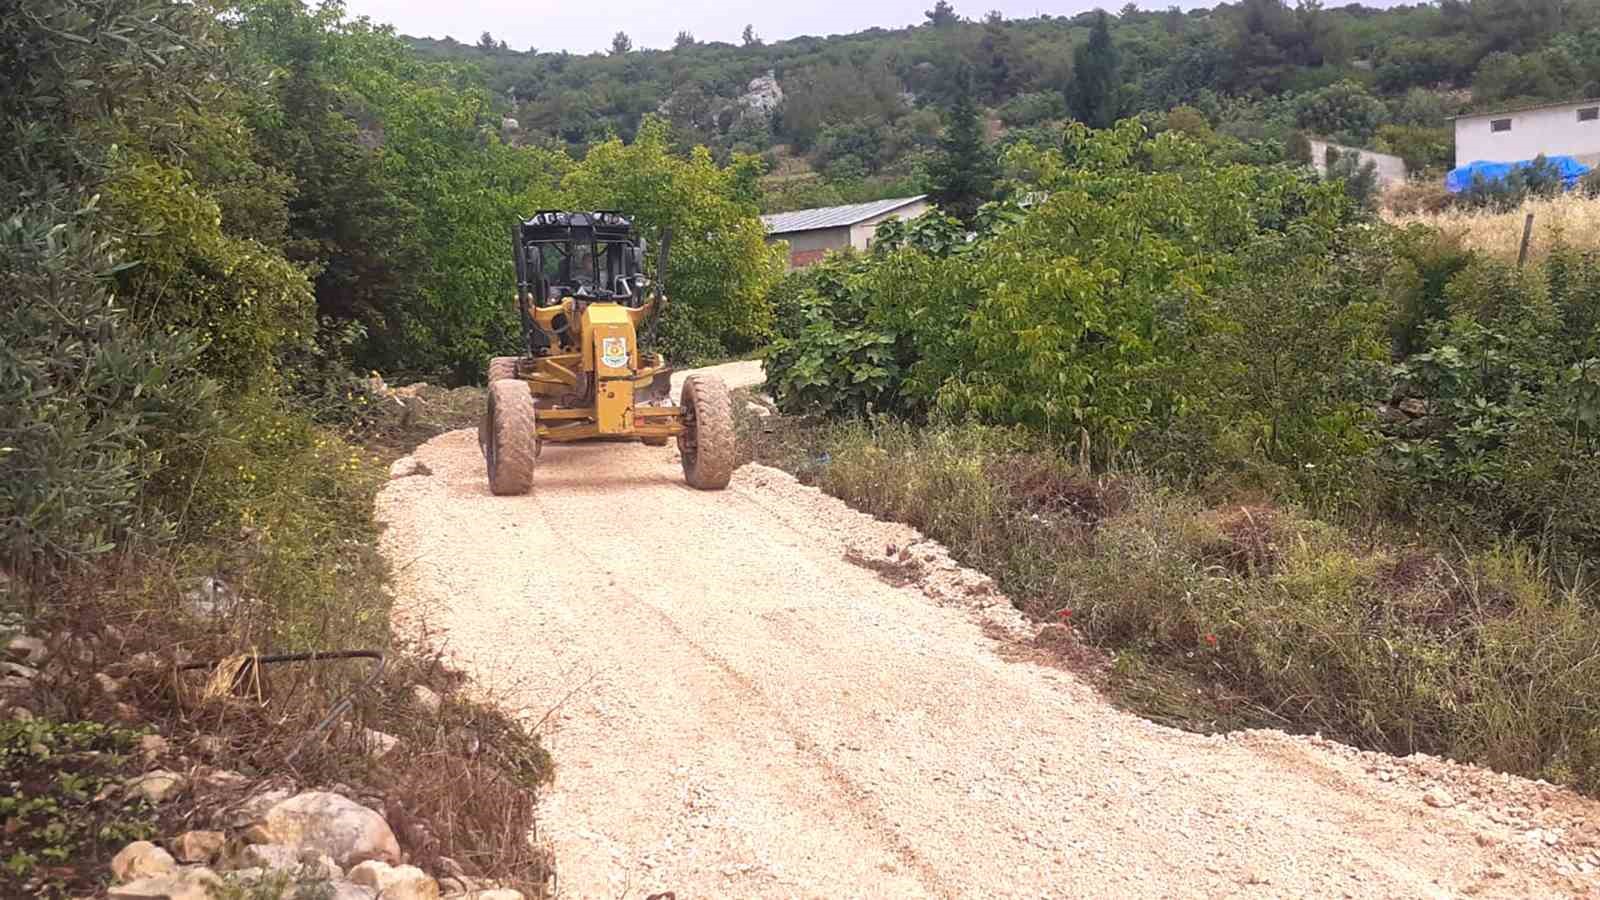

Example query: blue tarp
[1446,155,1592,193]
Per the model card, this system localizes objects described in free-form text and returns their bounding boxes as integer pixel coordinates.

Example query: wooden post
[1518,212,1535,267]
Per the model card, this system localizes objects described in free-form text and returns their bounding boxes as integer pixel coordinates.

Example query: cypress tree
[927,70,997,223]
[1069,11,1122,128]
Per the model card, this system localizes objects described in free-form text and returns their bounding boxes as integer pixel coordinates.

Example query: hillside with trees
[412,0,1600,210]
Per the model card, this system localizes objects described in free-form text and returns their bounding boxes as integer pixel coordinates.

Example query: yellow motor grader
[478,210,734,495]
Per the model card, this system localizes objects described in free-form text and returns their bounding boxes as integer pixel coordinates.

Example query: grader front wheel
[484,380,537,496]
[678,375,735,490]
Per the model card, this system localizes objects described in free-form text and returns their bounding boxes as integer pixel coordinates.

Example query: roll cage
[514,210,647,308]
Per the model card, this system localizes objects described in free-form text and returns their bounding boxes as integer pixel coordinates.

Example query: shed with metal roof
[759,195,930,269]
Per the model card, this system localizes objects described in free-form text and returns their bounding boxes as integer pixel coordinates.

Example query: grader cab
[478,210,734,495]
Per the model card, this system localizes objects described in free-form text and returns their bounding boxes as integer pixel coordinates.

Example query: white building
[760,196,930,269]
[1452,98,1600,166]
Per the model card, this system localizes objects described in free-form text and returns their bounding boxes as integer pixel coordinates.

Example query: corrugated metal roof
[760,195,927,234]
[1451,97,1600,121]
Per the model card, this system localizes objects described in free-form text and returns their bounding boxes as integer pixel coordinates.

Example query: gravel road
[377,362,1600,899]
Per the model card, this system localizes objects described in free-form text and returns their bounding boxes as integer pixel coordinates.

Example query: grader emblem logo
[601,337,629,369]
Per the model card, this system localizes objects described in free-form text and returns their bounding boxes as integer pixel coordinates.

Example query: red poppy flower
[1058,609,1073,620]
[1203,633,1218,646]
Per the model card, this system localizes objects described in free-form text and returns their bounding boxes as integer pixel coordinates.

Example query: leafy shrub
[1178,225,1393,506]
[763,207,980,418]
[997,91,1066,127]
[282,319,394,435]
[763,252,905,417]
[562,119,783,360]
[1321,146,1380,209]
[766,122,1361,465]
[1294,80,1387,145]
[766,267,822,341]
[651,301,731,366]
[1383,252,1600,560]
[0,199,215,575]
[103,158,316,387]
[1374,124,1454,174]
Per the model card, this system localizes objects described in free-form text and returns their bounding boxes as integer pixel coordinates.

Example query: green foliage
[764,206,981,418]
[102,158,316,386]
[0,719,157,898]
[1321,146,1381,210]
[1295,79,1387,144]
[926,75,999,223]
[1385,251,1600,561]
[998,91,1066,127]
[767,122,1364,466]
[0,200,216,574]
[1069,11,1123,129]
[392,0,1600,217]
[560,118,782,361]
[1374,123,1455,173]
[1183,225,1393,500]
[764,253,906,417]
[926,1,960,27]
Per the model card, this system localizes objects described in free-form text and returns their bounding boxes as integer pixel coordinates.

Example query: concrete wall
[1309,139,1408,186]
[1455,102,1600,164]
[847,199,932,250]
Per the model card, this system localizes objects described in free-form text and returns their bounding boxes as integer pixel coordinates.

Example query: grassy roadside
[1,382,551,899]
[734,399,1600,795]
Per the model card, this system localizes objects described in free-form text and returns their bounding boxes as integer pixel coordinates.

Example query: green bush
[1385,252,1600,560]
[104,158,316,387]
[0,199,215,575]
[1294,80,1387,145]
[997,92,1066,127]
[767,122,1358,463]
[1374,123,1454,173]
[561,119,783,360]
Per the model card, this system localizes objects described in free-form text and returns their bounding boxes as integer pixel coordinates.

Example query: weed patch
[0,719,158,899]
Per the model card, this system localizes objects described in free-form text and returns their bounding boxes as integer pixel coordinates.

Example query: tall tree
[742,24,761,46]
[674,31,695,50]
[1069,10,1122,128]
[477,30,496,51]
[927,70,996,223]
[926,1,959,27]
[610,31,632,55]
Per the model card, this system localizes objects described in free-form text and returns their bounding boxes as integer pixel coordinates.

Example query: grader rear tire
[678,375,735,490]
[486,356,519,383]
[485,380,537,496]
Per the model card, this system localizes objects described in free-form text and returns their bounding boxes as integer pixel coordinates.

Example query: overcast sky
[341,1,1131,55]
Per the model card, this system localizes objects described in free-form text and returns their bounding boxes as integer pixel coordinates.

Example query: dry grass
[1384,192,1600,262]
[8,573,555,896]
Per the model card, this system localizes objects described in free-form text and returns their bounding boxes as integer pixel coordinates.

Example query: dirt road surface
[378,362,1600,899]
